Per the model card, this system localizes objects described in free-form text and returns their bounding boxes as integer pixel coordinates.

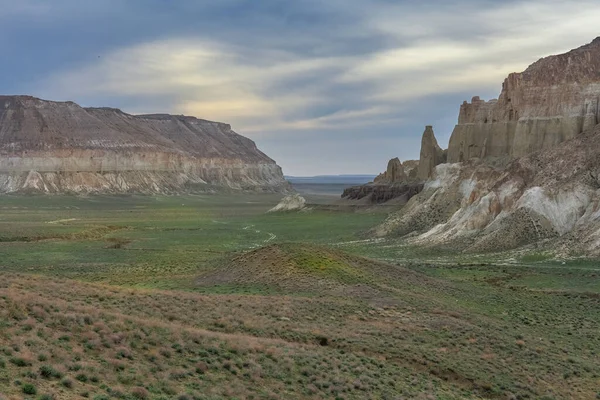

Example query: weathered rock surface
[341,183,423,205]
[268,194,306,212]
[448,37,600,163]
[417,126,446,179]
[375,122,600,254]
[402,160,420,179]
[373,157,406,183]
[343,156,423,204]
[0,96,289,194]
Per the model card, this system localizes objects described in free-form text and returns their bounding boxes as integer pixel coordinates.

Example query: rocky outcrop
[0,96,289,194]
[373,158,406,183]
[417,126,446,179]
[341,183,423,204]
[448,37,600,163]
[402,160,420,179]
[343,156,423,204]
[268,194,306,212]
[369,38,600,254]
[375,122,600,254]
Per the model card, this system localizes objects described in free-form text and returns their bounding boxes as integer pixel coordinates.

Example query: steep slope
[376,123,600,254]
[448,37,600,163]
[368,38,600,254]
[0,96,288,193]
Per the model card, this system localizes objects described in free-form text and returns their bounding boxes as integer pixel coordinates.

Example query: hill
[0,96,288,194]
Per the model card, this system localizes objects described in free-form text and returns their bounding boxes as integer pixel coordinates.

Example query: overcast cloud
[1,0,599,175]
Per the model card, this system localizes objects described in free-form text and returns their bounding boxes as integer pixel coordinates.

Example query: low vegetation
[0,194,598,399]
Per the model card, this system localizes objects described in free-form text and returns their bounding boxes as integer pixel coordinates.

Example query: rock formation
[368,37,600,255]
[373,157,406,183]
[417,126,446,180]
[0,96,289,194]
[448,37,600,163]
[268,194,307,212]
[402,160,420,179]
[375,123,600,254]
[343,156,423,204]
[341,182,423,204]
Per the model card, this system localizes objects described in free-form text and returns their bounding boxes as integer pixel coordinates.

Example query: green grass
[0,194,386,289]
[0,193,599,399]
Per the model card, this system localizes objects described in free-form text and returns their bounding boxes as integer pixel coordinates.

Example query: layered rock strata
[368,38,600,253]
[375,123,600,254]
[448,37,600,163]
[341,182,423,205]
[0,96,288,193]
[343,156,423,204]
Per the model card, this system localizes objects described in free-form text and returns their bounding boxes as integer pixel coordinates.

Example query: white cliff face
[0,96,289,194]
[376,123,600,254]
[370,38,600,254]
[447,37,600,163]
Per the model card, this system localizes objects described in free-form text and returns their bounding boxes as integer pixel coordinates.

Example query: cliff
[367,37,600,254]
[375,122,600,254]
[448,37,600,163]
[0,96,289,194]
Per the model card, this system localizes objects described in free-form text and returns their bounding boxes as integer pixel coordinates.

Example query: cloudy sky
[1,0,599,175]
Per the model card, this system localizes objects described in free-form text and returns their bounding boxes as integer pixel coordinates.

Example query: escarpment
[0,96,289,194]
[448,37,600,163]
[364,38,600,254]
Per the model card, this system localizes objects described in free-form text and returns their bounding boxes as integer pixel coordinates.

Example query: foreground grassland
[0,195,599,399]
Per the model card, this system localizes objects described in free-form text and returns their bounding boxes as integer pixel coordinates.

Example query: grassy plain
[0,194,599,399]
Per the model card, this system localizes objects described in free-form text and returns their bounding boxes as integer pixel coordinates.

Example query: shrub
[39,365,62,379]
[195,362,208,374]
[10,357,31,367]
[61,378,73,388]
[131,387,150,399]
[38,395,54,400]
[22,383,37,395]
[24,371,37,379]
[76,373,88,382]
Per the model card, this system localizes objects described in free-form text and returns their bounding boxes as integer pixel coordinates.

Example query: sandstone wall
[448,38,600,163]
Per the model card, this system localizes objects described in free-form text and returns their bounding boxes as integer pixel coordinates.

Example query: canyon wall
[448,37,600,163]
[373,38,600,254]
[0,96,288,193]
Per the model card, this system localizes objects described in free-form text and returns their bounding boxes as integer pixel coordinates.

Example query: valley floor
[0,195,598,399]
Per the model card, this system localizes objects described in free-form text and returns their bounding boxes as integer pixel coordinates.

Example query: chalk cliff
[0,96,288,194]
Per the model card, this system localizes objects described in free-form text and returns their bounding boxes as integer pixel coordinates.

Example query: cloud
[41,38,357,135]
[22,0,600,174]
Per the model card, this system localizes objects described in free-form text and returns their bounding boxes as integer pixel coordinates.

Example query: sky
[1,1,599,176]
